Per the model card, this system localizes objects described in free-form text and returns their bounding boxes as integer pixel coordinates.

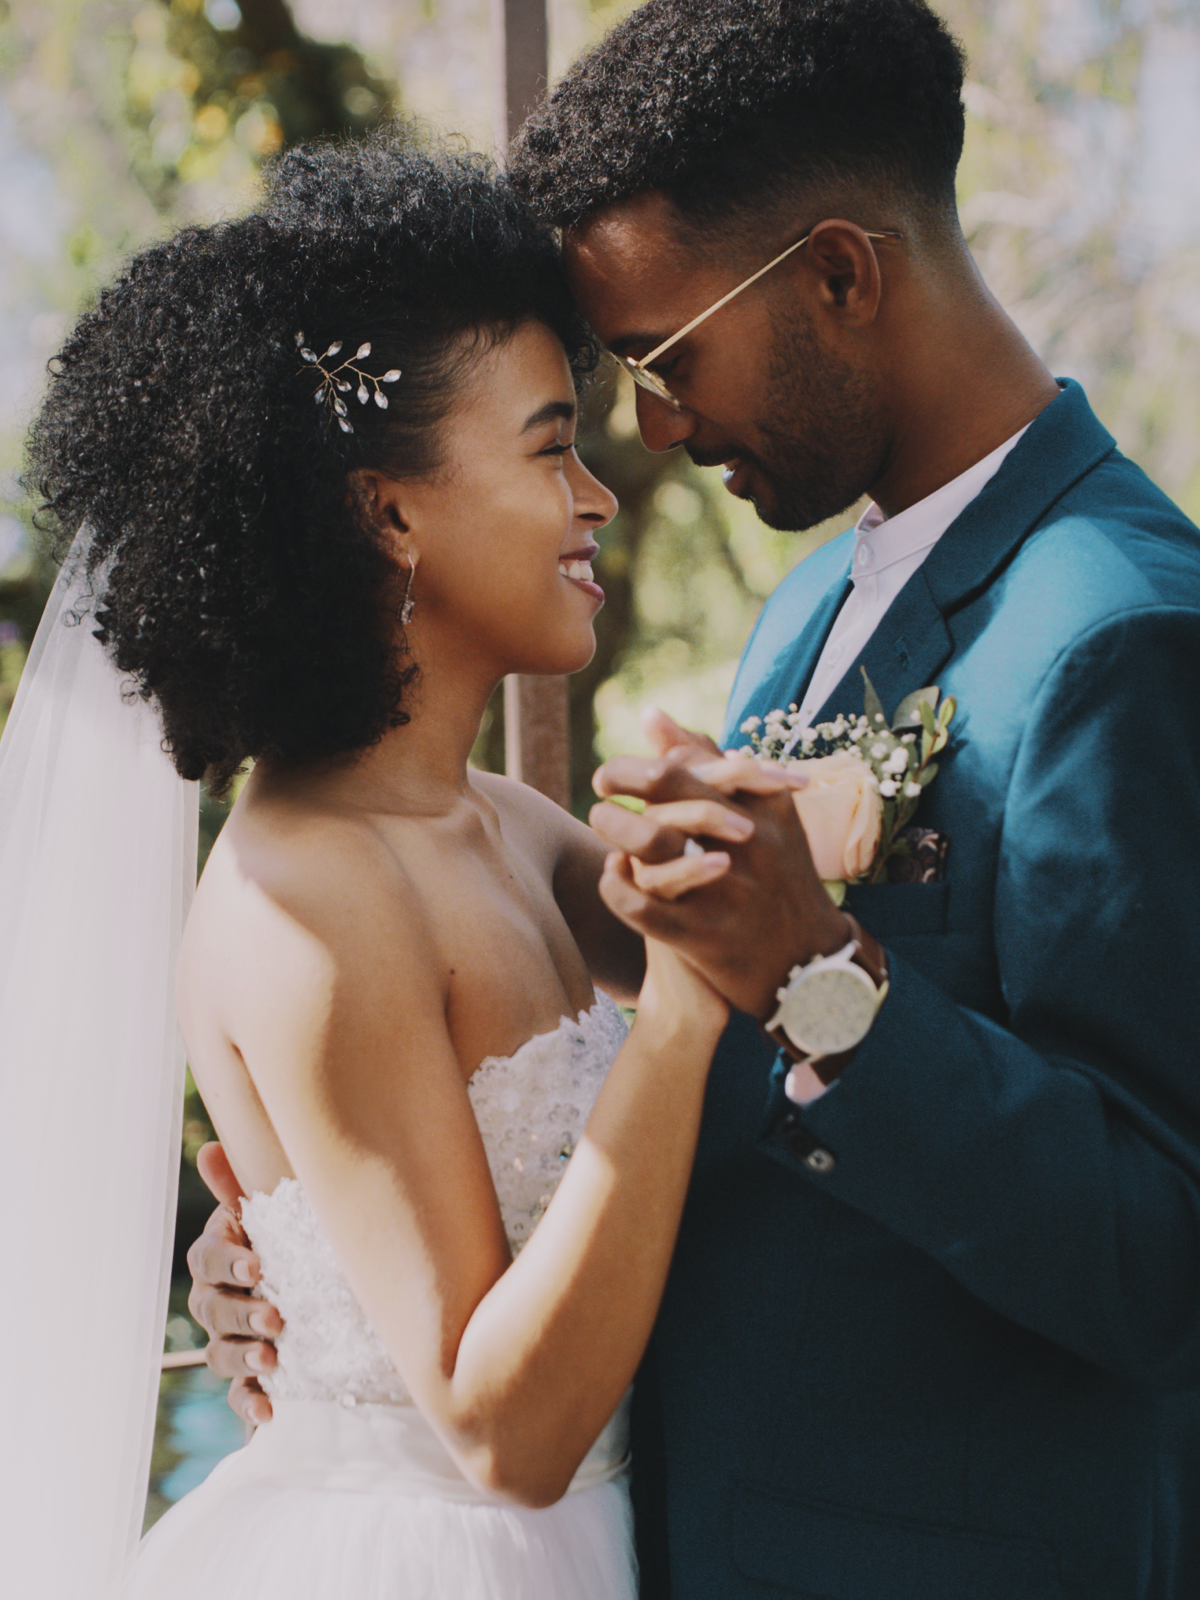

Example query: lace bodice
[240,992,628,1407]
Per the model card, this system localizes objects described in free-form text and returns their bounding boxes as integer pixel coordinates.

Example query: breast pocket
[844,879,949,938]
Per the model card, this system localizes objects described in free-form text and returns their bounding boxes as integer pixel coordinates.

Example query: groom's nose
[635,386,698,452]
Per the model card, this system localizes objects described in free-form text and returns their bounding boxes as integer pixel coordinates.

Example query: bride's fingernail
[249,1310,271,1336]
[232,1259,254,1285]
[246,1348,265,1373]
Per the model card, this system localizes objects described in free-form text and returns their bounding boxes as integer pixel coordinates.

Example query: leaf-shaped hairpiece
[295,331,403,435]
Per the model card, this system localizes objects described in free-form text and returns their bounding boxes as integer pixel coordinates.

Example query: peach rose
[792,750,883,881]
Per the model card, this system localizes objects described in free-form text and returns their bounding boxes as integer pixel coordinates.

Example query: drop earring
[398,555,418,625]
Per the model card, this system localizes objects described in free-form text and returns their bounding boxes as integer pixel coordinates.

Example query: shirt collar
[852,421,1032,577]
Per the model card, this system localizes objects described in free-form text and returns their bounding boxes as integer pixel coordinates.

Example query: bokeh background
[1,0,1198,1526]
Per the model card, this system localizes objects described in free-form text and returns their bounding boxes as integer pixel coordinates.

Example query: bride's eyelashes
[538,440,576,459]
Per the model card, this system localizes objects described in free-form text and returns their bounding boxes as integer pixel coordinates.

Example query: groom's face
[563,191,889,533]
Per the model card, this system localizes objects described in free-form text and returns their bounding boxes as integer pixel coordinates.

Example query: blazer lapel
[802,380,1117,724]
[722,553,852,744]
[810,568,951,725]
[752,575,852,726]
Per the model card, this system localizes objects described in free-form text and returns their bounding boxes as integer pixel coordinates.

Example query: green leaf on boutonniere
[892,685,939,730]
[860,667,886,729]
[822,879,848,906]
[918,698,939,738]
[938,695,957,728]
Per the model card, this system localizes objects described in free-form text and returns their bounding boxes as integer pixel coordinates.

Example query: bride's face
[384,320,618,680]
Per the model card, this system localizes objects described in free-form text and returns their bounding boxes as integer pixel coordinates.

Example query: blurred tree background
[1,0,1198,1253]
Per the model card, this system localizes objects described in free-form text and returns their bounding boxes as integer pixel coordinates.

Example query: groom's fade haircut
[509,0,967,254]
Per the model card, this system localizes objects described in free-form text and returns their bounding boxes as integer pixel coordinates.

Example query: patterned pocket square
[886,827,950,884]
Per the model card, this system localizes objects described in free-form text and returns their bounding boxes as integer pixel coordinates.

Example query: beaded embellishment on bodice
[240,993,627,1407]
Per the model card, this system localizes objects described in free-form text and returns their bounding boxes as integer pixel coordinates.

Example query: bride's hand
[637,933,730,1039]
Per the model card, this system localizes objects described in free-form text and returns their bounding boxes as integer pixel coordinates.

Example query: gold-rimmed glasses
[610,227,904,411]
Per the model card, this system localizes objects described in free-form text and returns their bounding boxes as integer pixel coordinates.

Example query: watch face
[780,967,878,1055]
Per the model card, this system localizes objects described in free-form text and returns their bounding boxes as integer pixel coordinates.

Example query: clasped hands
[589,709,853,1020]
[187,711,851,1427]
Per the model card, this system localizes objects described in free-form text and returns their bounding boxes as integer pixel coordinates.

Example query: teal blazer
[630,381,1200,1599]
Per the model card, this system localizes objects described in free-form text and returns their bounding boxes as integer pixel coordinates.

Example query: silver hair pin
[296,331,402,434]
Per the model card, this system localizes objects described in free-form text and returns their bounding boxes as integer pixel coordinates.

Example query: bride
[0,128,776,1598]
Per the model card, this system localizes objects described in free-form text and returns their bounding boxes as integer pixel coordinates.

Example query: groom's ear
[803,220,886,325]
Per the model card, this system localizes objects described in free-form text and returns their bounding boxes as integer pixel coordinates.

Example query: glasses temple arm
[637,228,901,369]
[639,233,812,368]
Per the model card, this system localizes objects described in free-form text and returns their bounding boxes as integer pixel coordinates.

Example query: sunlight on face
[400,320,618,681]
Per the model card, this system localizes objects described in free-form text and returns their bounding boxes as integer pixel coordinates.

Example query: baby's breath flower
[739,673,955,891]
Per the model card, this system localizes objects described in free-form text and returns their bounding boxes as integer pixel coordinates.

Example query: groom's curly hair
[510,0,967,244]
[26,128,595,796]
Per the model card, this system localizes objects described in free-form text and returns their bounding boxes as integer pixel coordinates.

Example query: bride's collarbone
[399,834,595,1076]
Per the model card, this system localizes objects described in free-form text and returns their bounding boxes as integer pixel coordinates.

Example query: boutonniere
[736,669,956,904]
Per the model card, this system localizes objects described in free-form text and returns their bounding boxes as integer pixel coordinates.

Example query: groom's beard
[708,309,889,533]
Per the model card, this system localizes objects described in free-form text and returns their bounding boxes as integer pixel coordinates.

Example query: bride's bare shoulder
[182,775,438,1017]
[469,766,596,864]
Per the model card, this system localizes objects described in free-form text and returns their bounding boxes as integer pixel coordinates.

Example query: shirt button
[804,1148,836,1175]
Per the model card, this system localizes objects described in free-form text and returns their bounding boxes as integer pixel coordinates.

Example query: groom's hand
[187,1142,279,1426]
[590,755,850,1019]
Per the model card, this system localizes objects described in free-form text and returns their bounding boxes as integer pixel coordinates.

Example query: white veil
[0,533,199,1597]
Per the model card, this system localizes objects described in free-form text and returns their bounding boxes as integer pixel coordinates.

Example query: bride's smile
[366,317,617,694]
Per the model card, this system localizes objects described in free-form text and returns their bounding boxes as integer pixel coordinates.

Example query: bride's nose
[569,456,618,531]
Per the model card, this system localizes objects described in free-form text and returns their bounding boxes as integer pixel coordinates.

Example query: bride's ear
[351,468,416,555]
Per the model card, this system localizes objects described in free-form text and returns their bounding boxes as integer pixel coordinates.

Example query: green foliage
[124,0,397,216]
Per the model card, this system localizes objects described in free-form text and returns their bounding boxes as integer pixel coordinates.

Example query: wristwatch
[763,914,889,1087]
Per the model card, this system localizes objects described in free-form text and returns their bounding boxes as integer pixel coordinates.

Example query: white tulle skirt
[119,1395,636,1599]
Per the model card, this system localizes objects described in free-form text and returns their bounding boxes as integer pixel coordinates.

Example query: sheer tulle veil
[0,531,199,1596]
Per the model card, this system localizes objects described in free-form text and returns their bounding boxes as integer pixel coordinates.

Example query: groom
[191,2,1200,1595]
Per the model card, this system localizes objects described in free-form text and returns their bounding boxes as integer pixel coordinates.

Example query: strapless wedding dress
[120,994,637,1599]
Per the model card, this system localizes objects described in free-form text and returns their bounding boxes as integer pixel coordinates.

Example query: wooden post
[491,0,571,810]
[491,0,549,150]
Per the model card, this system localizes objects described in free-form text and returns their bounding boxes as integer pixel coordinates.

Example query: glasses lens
[612,353,682,411]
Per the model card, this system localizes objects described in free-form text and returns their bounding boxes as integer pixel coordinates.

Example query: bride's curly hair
[26,129,596,795]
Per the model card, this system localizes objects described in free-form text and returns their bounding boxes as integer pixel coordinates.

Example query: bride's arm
[220,838,726,1509]
[550,811,645,1001]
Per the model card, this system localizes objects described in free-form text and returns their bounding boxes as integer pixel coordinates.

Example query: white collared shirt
[797,423,1031,727]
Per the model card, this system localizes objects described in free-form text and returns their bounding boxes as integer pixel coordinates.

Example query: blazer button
[804,1148,836,1175]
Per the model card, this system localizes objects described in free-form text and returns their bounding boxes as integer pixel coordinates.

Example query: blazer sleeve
[760,602,1200,1390]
